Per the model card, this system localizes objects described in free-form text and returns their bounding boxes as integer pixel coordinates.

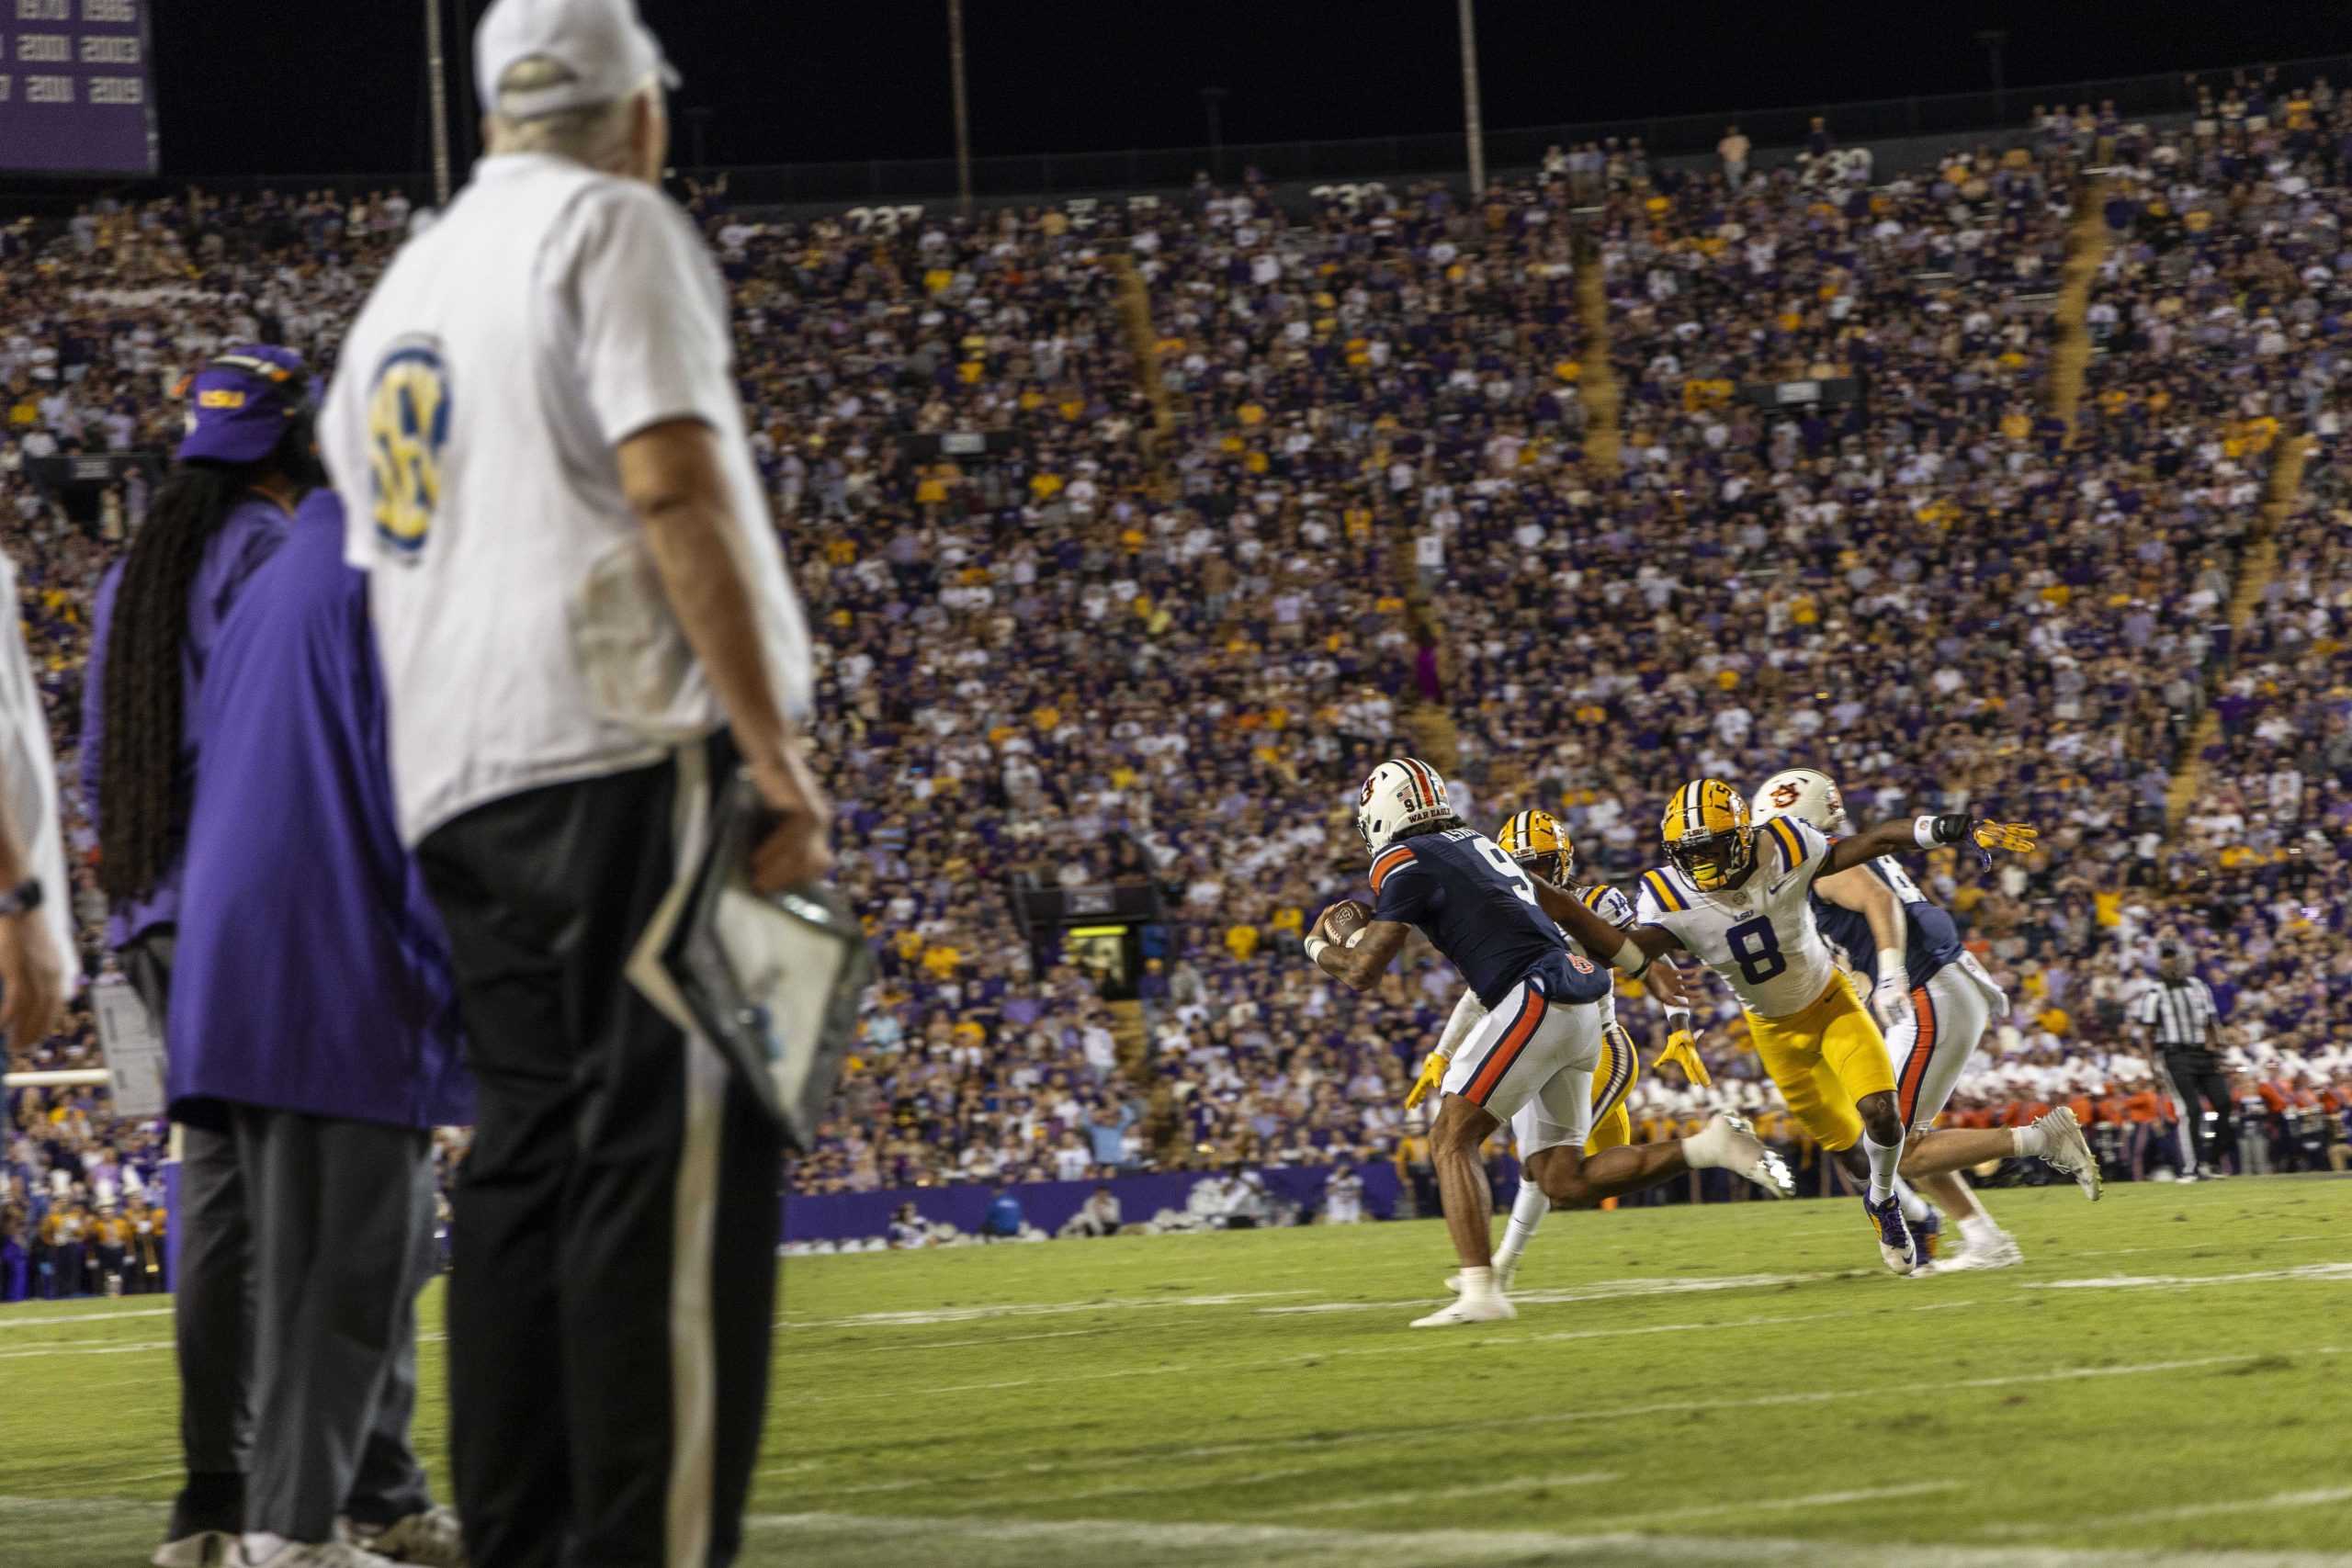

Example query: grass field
[3,1176,2348,1567]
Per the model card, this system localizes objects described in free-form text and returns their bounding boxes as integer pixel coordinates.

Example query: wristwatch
[0,879,43,917]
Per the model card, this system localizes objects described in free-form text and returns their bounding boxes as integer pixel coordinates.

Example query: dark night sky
[149,0,2352,178]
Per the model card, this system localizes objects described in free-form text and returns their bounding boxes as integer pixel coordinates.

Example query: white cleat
[345,1507,466,1568]
[1444,1258,1517,1296]
[237,1538,398,1568]
[2032,1106,2103,1201]
[1410,1292,1516,1328]
[1686,1112,1793,1198]
[1936,1230,2026,1271]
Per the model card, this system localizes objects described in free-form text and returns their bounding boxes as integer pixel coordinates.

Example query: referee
[2132,944,2232,1181]
[319,1,829,1563]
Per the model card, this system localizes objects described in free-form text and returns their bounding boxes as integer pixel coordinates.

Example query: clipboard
[639,770,871,1153]
[91,976,166,1119]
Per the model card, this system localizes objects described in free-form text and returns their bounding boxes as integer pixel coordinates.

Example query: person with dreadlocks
[80,344,320,1568]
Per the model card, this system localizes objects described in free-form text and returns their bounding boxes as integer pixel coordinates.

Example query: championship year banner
[2,0,155,175]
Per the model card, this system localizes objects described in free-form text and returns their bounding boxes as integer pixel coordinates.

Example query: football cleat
[1936,1229,2026,1271]
[1864,1195,1918,1275]
[1410,1292,1516,1328]
[1686,1112,1793,1198]
[1445,1258,1517,1296]
[2031,1106,2103,1201]
[1907,1205,1942,1262]
[1660,779,1755,891]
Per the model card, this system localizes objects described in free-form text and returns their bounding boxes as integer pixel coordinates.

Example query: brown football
[1317,899,1373,945]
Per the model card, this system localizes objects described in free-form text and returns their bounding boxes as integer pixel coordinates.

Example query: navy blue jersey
[1811,852,1966,991]
[1368,828,1611,1010]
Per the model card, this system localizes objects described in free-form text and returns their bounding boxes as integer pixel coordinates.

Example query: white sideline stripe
[742,1509,2352,1566]
[1260,1270,1847,1314]
[2027,1263,2352,1291]
[0,1305,175,1328]
[1266,1469,1619,1515]
[809,1348,2350,1501]
[1981,1488,2352,1535]
[778,1290,1310,1330]
[2067,1235,2324,1260]
[974,1463,1331,1512]
[1615,1480,1959,1526]
[861,1327,1107,1353]
[0,1330,444,1362]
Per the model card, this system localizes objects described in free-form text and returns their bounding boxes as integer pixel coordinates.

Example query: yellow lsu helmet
[1496,807,1574,886]
[1660,778,1755,892]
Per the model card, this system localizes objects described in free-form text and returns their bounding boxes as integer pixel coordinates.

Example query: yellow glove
[1973,819,2038,855]
[1656,1028,1711,1088]
[1405,1050,1449,1111]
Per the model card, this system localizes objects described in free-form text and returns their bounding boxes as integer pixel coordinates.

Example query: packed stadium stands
[6,77,2352,1292]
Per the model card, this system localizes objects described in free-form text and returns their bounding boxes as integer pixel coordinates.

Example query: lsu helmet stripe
[1507,809,1532,852]
[1370,844,1416,893]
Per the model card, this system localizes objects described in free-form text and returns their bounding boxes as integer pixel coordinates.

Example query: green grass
[4,1177,2349,1566]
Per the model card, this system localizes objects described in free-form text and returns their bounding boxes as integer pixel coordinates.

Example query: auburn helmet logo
[1770,781,1803,809]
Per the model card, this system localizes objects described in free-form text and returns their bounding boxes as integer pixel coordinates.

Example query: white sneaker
[1444,1258,1517,1296]
[2032,1107,2103,1201]
[239,1535,398,1567]
[153,1533,238,1568]
[345,1507,465,1568]
[1410,1292,1516,1328]
[1686,1112,1794,1198]
[1938,1230,2026,1271]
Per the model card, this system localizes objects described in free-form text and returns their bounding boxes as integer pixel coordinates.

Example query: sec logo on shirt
[368,337,450,560]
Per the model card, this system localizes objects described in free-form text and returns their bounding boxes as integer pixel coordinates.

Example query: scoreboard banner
[2,0,155,175]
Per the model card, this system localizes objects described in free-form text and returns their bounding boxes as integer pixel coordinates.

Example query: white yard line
[778,1290,1310,1330]
[0,1305,175,1328]
[2066,1235,2324,1260]
[1614,1480,1960,1526]
[742,1508,2352,1567]
[2026,1263,2352,1291]
[1259,1270,1858,1314]
[0,1337,175,1360]
[1262,1469,1619,1516]
[1980,1488,2352,1537]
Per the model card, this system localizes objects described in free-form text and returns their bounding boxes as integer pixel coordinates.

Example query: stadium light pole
[1201,86,1228,183]
[948,0,973,218]
[1977,29,2009,126]
[1457,0,1486,197]
[424,0,453,207]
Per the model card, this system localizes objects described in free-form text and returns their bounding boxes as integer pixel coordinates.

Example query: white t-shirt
[323,153,814,844]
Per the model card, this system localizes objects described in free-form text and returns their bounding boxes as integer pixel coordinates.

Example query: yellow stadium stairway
[2164,428,2310,827]
[1108,997,1189,1167]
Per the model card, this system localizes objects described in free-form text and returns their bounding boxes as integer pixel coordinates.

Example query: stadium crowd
[5,78,2352,1290]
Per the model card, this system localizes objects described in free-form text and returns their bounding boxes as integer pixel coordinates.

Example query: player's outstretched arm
[1532,877,1679,976]
[1817,864,1914,1033]
[1312,918,1410,992]
[1821,815,2039,877]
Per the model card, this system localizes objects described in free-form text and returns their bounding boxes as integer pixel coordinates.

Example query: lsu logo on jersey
[367,337,450,561]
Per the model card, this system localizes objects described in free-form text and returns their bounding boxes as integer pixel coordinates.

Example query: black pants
[2161,1051,2236,1174]
[419,743,783,1568]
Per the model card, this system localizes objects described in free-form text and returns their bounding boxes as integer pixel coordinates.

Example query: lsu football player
[1754,768,2101,1269]
[1307,760,1792,1326]
[1405,808,1713,1292]
[1534,779,2061,1275]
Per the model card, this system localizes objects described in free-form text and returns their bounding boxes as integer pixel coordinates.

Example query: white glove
[1872,974,1915,1036]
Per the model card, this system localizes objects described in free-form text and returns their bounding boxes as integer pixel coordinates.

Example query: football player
[1404,808,1713,1293]
[1535,779,2087,1277]
[1754,768,2100,1269]
[1307,760,1792,1327]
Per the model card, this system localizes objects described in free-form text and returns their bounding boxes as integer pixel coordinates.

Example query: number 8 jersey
[1633,814,1841,1020]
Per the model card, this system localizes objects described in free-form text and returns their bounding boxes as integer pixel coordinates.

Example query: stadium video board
[2,0,156,175]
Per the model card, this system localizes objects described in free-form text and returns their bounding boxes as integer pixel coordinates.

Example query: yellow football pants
[1744,973,1896,1152]
[1583,1028,1640,1154]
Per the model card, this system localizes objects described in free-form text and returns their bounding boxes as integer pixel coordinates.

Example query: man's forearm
[639,497,795,768]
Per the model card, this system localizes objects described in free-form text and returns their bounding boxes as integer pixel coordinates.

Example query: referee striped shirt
[2132,977,2220,1049]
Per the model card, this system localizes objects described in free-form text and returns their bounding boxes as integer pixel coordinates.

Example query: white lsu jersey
[1634,815,1838,1020]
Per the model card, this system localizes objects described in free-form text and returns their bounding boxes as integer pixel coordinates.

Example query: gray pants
[232,1105,438,1542]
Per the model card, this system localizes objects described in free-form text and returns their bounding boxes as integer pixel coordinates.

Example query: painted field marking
[779,1290,1310,1331]
[1261,1469,1619,1516]
[2026,1262,2352,1291]
[1982,1488,2352,1537]
[0,1305,175,1329]
[1615,1479,1960,1527]
[1258,1270,1849,1314]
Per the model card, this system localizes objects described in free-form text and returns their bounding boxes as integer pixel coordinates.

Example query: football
[1316,898,1372,946]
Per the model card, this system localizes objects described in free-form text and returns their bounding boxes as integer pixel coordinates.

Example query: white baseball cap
[475,0,680,120]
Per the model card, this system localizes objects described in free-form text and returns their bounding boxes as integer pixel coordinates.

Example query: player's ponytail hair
[96,419,307,901]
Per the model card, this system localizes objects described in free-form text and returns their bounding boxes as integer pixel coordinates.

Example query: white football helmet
[1355,757,1453,853]
[1753,767,1849,834]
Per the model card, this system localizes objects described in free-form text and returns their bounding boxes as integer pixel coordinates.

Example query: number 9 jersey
[1370,828,1612,1010]
[1633,814,1841,1020]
